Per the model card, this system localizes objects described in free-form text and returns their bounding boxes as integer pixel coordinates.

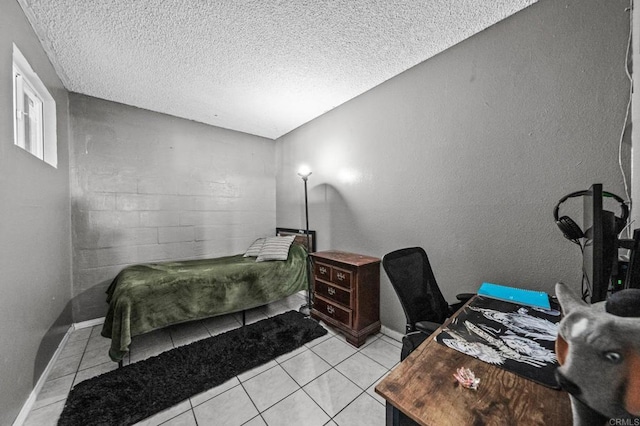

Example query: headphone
[554,190,629,243]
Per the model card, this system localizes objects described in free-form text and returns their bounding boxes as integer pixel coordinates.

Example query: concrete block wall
[69,93,276,321]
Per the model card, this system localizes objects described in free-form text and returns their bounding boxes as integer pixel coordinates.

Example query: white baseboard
[380,325,404,343]
[73,316,105,330]
[13,316,106,426]
[12,325,73,426]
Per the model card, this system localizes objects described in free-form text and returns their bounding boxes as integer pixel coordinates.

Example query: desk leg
[386,401,400,426]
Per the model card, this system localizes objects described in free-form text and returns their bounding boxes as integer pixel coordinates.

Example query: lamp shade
[297,165,312,179]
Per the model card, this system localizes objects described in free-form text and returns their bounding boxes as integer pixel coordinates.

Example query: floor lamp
[298,167,312,316]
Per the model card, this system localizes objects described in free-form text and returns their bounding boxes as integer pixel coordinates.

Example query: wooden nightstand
[310,250,381,347]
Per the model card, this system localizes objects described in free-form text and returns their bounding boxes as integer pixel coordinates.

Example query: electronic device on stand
[555,183,638,303]
[623,229,640,290]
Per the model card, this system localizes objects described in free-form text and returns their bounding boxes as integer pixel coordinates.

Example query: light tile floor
[24,293,401,426]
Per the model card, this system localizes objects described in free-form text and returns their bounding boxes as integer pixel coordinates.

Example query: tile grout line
[25,303,396,425]
[281,332,393,422]
[275,351,336,423]
[237,379,269,426]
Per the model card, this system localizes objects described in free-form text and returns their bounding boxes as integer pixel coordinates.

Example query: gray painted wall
[275,0,631,334]
[69,94,276,321]
[1,1,72,424]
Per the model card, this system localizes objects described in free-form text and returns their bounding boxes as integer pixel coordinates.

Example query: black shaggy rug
[58,310,327,426]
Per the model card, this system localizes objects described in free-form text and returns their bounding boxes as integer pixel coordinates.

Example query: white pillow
[243,238,266,257]
[256,235,296,262]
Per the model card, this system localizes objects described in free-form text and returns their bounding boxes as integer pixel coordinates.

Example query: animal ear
[555,334,568,365]
[555,282,586,315]
[625,350,640,416]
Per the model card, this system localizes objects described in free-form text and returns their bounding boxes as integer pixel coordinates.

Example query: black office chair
[382,247,473,360]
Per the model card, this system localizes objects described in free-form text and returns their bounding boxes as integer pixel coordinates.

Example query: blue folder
[477,282,550,309]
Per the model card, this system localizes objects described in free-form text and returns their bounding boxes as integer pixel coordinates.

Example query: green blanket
[101,244,308,361]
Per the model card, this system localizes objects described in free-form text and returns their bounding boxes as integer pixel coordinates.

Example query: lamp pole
[298,168,312,316]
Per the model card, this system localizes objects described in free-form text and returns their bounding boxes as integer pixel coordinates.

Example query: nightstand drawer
[314,296,351,327]
[314,262,332,281]
[331,267,353,289]
[315,280,351,307]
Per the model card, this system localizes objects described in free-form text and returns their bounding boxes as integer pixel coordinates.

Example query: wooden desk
[375,302,573,425]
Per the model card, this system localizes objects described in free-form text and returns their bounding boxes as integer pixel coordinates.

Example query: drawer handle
[319,266,328,275]
[336,272,346,281]
[328,287,336,296]
[327,305,335,314]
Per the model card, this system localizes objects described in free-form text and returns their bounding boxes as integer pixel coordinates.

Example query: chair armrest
[414,321,442,334]
[449,293,475,314]
[456,293,475,302]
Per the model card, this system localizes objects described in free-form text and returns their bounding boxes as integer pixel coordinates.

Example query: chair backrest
[382,247,450,331]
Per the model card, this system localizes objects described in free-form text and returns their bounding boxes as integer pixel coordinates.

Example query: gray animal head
[555,282,640,420]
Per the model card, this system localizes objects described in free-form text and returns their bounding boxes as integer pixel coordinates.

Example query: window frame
[12,44,57,168]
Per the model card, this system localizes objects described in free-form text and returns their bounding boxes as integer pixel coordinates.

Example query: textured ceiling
[18,0,537,139]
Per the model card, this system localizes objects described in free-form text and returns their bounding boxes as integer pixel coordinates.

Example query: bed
[101,230,313,362]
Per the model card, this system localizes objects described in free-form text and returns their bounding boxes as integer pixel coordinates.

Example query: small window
[12,44,57,168]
